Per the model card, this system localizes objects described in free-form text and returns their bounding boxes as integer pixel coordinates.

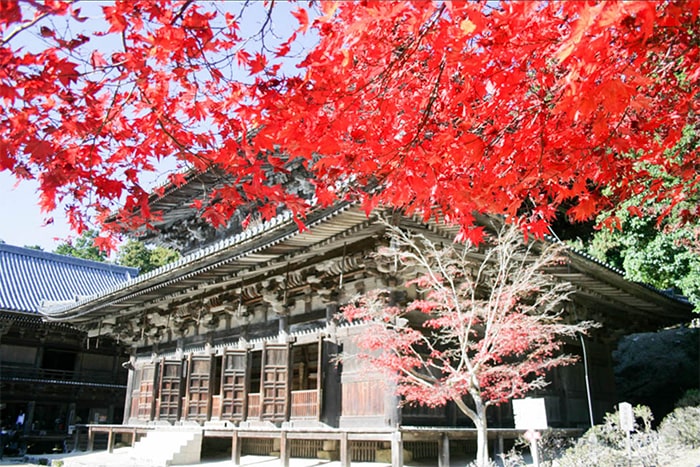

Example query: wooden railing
[247,393,261,418]
[243,390,318,420]
[290,389,318,419]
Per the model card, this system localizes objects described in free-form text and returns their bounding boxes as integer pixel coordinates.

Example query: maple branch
[454,397,478,422]
[84,82,129,162]
[1,2,65,46]
[404,56,446,150]
[252,0,276,54]
[170,0,195,26]
[378,3,446,88]
[321,3,447,122]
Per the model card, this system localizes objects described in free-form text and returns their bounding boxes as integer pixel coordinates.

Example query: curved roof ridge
[544,230,691,306]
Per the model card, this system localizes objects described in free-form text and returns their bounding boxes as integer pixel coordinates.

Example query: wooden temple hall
[39,172,693,466]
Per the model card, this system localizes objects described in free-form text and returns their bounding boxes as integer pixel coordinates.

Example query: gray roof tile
[0,243,138,314]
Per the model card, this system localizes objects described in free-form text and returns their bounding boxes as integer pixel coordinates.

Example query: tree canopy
[571,127,700,307]
[54,229,179,272]
[54,229,107,262]
[1,1,698,248]
[116,239,180,273]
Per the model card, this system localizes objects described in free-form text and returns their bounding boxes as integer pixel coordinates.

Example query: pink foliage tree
[342,221,596,466]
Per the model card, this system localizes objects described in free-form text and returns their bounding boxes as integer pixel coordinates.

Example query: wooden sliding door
[260,343,290,422]
[186,355,213,422]
[220,349,248,421]
[158,359,183,422]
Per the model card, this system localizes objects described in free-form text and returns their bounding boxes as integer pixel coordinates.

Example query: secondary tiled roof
[0,243,138,314]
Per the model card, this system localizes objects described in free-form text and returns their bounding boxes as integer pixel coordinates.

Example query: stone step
[130,429,203,467]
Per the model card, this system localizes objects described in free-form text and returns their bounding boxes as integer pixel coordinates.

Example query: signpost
[512,398,548,467]
[619,401,634,463]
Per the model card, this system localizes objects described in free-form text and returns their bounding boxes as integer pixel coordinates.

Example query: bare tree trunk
[456,394,490,467]
[473,398,489,467]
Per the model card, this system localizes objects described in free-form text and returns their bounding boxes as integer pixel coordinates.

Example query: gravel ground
[666,448,700,467]
[1,447,698,466]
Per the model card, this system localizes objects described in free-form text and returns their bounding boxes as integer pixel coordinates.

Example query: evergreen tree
[117,240,180,273]
[54,230,107,262]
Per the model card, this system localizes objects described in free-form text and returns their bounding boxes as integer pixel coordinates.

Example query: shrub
[556,405,664,467]
[658,405,700,449]
[510,430,575,466]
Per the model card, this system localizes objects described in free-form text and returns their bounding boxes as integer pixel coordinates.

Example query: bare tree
[342,220,596,467]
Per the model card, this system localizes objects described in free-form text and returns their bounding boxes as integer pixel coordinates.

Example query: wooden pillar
[316,335,323,422]
[391,431,403,467]
[497,434,505,460]
[123,359,136,422]
[279,431,290,467]
[67,402,77,428]
[231,431,241,465]
[24,401,35,435]
[131,428,137,447]
[278,313,289,343]
[340,432,350,467]
[438,432,450,467]
[87,426,94,452]
[184,353,193,422]
[107,427,114,453]
[73,428,81,452]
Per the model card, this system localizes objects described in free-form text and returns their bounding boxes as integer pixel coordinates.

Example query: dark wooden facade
[0,313,128,454]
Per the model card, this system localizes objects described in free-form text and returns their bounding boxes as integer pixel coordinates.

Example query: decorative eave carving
[130,159,316,255]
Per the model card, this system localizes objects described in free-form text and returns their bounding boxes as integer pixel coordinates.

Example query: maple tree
[342,221,595,466]
[1,1,699,248]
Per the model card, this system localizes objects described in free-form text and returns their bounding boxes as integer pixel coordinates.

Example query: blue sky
[0,172,72,250]
[0,1,316,252]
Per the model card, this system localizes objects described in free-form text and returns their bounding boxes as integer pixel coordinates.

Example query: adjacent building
[0,244,137,453]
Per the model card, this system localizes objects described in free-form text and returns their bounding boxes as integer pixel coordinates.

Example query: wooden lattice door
[186,355,212,422]
[135,363,157,421]
[260,343,290,422]
[158,359,183,422]
[220,349,248,421]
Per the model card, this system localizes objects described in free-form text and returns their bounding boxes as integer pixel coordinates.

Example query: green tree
[582,211,700,308]
[54,230,107,262]
[117,240,180,274]
[573,127,700,308]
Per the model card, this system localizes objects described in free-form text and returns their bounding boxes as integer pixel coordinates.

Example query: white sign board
[619,402,634,432]
[512,398,548,431]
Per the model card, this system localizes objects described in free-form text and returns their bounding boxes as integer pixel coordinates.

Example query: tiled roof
[39,206,694,328]
[40,203,353,319]
[0,243,138,314]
